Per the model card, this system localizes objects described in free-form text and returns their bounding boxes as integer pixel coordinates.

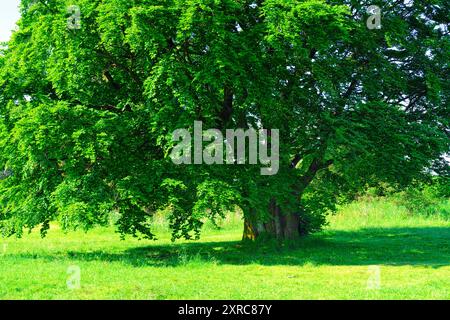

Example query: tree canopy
[0,0,448,240]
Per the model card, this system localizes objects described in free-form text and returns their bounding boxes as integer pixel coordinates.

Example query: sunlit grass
[0,198,449,300]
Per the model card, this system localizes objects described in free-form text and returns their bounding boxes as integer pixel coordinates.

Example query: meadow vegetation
[1,196,448,300]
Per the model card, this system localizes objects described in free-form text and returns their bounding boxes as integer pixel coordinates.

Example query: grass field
[0,199,449,300]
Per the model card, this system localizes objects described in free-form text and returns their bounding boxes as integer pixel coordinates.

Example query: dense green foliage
[0,0,448,239]
[392,178,449,218]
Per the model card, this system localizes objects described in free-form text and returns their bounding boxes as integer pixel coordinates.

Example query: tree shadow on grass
[12,226,450,268]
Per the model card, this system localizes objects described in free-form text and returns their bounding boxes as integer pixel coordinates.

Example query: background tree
[0,0,448,240]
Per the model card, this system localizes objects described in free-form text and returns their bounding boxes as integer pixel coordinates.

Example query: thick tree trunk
[242,200,301,241]
[242,155,333,241]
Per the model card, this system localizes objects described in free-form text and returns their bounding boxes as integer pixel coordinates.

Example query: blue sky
[0,0,21,42]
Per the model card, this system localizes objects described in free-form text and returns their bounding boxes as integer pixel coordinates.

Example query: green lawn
[0,199,449,300]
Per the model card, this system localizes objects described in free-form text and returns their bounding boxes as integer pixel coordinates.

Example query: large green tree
[0,0,448,240]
